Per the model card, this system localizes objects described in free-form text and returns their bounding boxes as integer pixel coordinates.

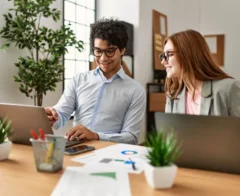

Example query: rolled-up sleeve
[53,78,77,130]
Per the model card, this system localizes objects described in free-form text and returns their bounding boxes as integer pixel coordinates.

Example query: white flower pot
[144,163,177,189]
[0,141,12,161]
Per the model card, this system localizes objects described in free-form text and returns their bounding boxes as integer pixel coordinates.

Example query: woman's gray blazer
[165,78,240,117]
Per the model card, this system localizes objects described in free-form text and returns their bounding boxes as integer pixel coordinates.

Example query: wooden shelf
[149,93,166,112]
[147,82,163,86]
[146,83,166,132]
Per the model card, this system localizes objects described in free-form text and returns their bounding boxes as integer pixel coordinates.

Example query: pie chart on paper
[121,150,138,155]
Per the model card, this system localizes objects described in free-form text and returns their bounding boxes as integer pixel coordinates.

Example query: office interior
[1,1,240,195]
[0,0,240,145]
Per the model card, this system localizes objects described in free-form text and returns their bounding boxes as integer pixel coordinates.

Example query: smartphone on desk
[65,138,86,148]
[64,145,95,155]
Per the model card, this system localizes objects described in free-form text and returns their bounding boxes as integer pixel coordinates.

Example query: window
[64,0,96,88]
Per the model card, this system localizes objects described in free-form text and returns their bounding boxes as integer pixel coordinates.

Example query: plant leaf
[144,128,182,167]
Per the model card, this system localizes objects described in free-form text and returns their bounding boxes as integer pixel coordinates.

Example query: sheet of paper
[155,46,163,52]
[155,33,162,41]
[205,37,217,53]
[72,153,98,164]
[160,16,166,35]
[155,39,162,46]
[72,144,149,174]
[94,143,149,160]
[72,153,145,174]
[51,166,131,196]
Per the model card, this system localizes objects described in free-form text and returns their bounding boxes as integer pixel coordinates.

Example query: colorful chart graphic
[121,150,137,155]
[90,172,116,180]
[124,160,136,165]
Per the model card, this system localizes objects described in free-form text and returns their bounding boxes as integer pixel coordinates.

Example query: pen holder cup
[30,135,66,172]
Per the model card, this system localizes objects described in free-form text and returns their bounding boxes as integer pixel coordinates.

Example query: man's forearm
[97,132,138,144]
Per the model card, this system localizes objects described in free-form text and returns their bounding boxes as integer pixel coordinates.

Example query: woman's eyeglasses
[159,51,178,62]
[93,47,118,57]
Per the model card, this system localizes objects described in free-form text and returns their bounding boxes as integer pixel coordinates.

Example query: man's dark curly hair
[90,18,128,51]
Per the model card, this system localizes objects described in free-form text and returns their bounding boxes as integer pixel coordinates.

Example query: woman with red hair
[162,29,240,116]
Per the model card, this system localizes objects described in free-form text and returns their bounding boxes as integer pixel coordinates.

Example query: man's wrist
[94,132,99,140]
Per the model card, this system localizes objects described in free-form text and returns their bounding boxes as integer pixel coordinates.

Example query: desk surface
[1,141,240,196]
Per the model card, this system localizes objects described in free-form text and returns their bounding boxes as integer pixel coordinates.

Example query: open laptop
[154,112,240,174]
[0,103,85,146]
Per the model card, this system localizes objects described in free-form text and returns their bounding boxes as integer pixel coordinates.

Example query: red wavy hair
[164,29,232,99]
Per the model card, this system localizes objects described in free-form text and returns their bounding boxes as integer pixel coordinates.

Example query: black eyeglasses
[93,47,118,57]
[159,51,178,62]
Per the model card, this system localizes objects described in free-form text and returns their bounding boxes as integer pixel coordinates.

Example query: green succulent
[144,129,182,167]
[0,117,13,144]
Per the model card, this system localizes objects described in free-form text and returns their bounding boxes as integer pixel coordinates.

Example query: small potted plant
[0,117,13,161]
[144,130,182,189]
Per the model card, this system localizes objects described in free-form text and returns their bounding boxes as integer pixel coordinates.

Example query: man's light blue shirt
[53,67,146,144]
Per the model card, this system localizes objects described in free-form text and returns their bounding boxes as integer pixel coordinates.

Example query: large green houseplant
[0,0,84,106]
[0,117,13,161]
[144,130,182,189]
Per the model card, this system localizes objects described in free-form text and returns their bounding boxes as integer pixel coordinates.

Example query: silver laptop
[0,103,86,146]
[154,112,240,174]
[0,103,54,145]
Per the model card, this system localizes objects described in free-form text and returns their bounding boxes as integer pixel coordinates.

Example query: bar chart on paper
[51,166,131,196]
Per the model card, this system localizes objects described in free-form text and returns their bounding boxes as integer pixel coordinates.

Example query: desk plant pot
[0,141,12,161]
[144,130,181,189]
[0,117,13,161]
[144,162,177,189]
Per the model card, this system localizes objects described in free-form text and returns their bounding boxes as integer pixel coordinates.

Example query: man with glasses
[45,18,146,144]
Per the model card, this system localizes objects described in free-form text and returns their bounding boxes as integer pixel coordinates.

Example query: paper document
[205,37,217,53]
[72,144,149,174]
[51,166,131,196]
[94,143,149,160]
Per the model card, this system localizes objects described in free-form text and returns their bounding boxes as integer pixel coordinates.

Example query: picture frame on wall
[204,34,225,66]
[152,10,168,70]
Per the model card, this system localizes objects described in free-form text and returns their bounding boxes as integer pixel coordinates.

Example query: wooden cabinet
[147,83,166,132]
[149,93,166,112]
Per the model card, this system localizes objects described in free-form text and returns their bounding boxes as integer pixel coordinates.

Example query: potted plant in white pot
[0,117,13,161]
[144,130,182,189]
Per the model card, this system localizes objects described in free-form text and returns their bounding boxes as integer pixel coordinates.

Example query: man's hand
[66,125,99,141]
[45,107,58,126]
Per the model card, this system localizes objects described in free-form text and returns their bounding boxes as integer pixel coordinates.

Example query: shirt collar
[116,67,125,79]
[94,66,125,80]
[94,66,100,75]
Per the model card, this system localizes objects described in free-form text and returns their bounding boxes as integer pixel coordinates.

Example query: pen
[45,138,56,163]
[129,158,136,171]
[39,128,45,140]
[30,130,39,140]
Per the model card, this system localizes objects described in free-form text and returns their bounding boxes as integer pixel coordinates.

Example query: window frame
[63,0,96,91]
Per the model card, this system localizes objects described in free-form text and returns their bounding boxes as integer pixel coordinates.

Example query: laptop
[154,112,240,174]
[0,103,85,146]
